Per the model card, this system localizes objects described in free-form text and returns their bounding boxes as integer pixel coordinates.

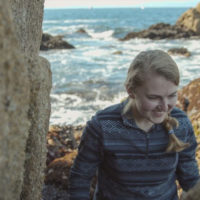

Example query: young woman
[69,50,199,200]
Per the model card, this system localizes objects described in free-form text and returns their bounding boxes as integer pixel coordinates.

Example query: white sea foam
[88,30,114,40]
[43,20,60,24]
[63,19,108,24]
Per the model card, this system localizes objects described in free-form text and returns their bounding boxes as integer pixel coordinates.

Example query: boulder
[176,3,200,35]
[10,0,45,58]
[20,56,52,200]
[168,47,191,57]
[40,33,75,50]
[8,0,52,200]
[0,1,30,199]
[120,23,197,41]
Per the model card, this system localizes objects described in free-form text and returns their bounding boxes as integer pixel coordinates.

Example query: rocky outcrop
[121,3,200,41]
[168,47,191,57]
[20,56,51,200]
[75,28,91,37]
[40,33,75,50]
[0,1,30,199]
[177,78,200,117]
[176,3,200,35]
[121,23,197,41]
[0,0,52,200]
[76,28,88,34]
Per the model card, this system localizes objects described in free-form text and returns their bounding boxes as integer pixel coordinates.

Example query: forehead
[139,72,178,95]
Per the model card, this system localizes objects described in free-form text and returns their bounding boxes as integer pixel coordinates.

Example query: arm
[69,116,103,200]
[176,120,200,192]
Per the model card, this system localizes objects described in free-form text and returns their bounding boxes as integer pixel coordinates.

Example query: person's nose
[159,99,169,112]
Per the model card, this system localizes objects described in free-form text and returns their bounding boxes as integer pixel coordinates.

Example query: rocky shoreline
[40,3,200,51]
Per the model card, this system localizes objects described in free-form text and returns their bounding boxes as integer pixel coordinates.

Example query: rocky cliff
[0,0,52,200]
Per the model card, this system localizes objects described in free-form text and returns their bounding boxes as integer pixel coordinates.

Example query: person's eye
[169,93,177,98]
[147,96,158,100]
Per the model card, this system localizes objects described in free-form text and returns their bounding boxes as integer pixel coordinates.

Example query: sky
[44,0,200,9]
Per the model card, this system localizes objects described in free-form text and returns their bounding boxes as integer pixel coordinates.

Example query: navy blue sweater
[69,101,199,200]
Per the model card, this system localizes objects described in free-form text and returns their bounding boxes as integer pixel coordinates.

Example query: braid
[163,115,190,152]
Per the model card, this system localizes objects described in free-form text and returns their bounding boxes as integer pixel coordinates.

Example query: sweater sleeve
[176,120,200,191]
[69,115,103,200]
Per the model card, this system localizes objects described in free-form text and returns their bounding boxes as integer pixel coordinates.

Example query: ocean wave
[50,92,127,125]
[43,20,60,24]
[87,30,114,39]
[112,27,132,39]
[63,19,109,24]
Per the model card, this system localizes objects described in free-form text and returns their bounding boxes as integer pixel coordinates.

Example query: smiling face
[129,72,178,127]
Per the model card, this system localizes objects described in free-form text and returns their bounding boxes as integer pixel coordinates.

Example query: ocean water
[41,8,200,125]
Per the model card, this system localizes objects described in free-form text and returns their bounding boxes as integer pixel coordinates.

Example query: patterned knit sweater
[69,101,199,200]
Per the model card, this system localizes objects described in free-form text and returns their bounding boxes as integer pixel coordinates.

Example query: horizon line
[44,6,192,10]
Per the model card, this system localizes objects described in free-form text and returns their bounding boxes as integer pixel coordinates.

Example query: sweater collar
[120,98,162,131]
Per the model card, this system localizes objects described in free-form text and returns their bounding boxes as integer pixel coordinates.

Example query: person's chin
[151,112,166,124]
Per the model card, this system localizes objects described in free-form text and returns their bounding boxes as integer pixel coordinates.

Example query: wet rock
[113,50,123,55]
[45,150,77,188]
[176,3,200,35]
[40,33,75,50]
[76,28,87,34]
[120,23,197,41]
[168,47,191,57]
[43,125,83,199]
[46,125,81,165]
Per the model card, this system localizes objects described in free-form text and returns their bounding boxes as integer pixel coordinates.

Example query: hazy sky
[44,0,200,9]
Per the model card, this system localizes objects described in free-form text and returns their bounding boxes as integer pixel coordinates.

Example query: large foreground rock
[20,56,51,200]
[176,3,200,35]
[0,0,52,200]
[0,0,30,199]
[10,0,52,199]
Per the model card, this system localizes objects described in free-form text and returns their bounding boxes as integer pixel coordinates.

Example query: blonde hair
[124,50,189,152]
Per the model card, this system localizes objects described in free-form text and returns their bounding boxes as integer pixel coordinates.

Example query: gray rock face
[10,0,45,58]
[20,57,52,200]
[0,0,52,200]
[0,0,30,199]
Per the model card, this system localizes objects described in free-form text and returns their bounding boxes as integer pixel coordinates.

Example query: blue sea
[41,8,200,125]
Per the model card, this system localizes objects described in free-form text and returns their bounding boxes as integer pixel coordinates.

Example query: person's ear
[126,87,135,99]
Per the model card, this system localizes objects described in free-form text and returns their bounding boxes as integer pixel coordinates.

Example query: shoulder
[88,101,124,125]
[171,107,193,133]
[87,102,123,132]
[95,102,123,120]
[171,107,189,120]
